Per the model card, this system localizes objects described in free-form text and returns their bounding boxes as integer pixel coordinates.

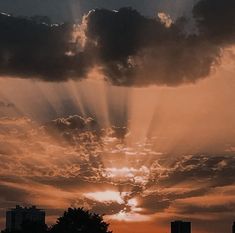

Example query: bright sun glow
[110,210,150,222]
[84,191,128,204]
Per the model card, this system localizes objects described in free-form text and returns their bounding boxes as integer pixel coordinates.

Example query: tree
[49,208,112,233]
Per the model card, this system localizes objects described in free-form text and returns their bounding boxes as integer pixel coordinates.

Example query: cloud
[0,115,235,230]
[71,7,221,86]
[193,0,235,44]
[168,156,235,198]
[45,115,128,144]
[0,13,89,81]
[175,202,235,215]
[0,4,229,86]
[48,115,98,131]
[136,194,171,214]
[0,182,29,203]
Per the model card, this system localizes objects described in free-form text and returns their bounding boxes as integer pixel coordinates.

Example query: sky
[0,1,235,233]
[0,0,196,22]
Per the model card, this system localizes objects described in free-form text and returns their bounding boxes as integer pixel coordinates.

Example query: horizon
[3,205,235,233]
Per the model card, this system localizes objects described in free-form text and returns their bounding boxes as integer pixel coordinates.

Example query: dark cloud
[0,4,225,86]
[76,7,221,86]
[137,194,171,214]
[45,115,128,141]
[88,200,125,215]
[0,183,29,203]
[158,155,235,188]
[131,155,235,216]
[193,0,235,44]
[46,115,99,133]
[0,13,89,81]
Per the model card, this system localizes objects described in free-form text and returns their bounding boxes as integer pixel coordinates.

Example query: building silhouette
[232,222,235,233]
[6,205,45,231]
[171,220,191,233]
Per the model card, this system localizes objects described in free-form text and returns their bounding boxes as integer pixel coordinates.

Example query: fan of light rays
[1,47,235,222]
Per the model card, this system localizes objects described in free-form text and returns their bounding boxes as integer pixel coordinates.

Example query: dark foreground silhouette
[2,208,112,233]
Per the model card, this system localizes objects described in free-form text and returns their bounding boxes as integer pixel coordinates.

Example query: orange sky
[0,48,235,233]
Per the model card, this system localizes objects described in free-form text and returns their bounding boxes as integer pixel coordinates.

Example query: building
[171,220,191,233]
[232,222,235,233]
[6,205,45,231]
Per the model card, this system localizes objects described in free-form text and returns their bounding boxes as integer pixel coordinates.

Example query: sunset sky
[0,1,235,233]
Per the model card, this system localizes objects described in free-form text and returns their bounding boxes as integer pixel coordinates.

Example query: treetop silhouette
[50,208,112,233]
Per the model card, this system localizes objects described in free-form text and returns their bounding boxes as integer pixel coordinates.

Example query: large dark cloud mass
[193,0,235,44]
[0,14,89,81]
[0,0,234,86]
[83,8,220,86]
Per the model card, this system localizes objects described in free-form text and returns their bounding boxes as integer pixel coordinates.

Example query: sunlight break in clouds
[84,191,127,205]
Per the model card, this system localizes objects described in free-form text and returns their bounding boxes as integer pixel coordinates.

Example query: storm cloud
[193,0,235,44]
[0,0,234,86]
[0,13,90,81]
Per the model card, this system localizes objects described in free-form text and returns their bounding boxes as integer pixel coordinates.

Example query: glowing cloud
[84,191,128,204]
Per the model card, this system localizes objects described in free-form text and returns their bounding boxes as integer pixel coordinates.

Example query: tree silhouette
[49,208,112,233]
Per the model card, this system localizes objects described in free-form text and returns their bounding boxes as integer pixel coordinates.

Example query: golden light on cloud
[102,166,150,185]
[107,197,150,222]
[110,211,151,222]
[84,191,127,204]
[157,12,173,27]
